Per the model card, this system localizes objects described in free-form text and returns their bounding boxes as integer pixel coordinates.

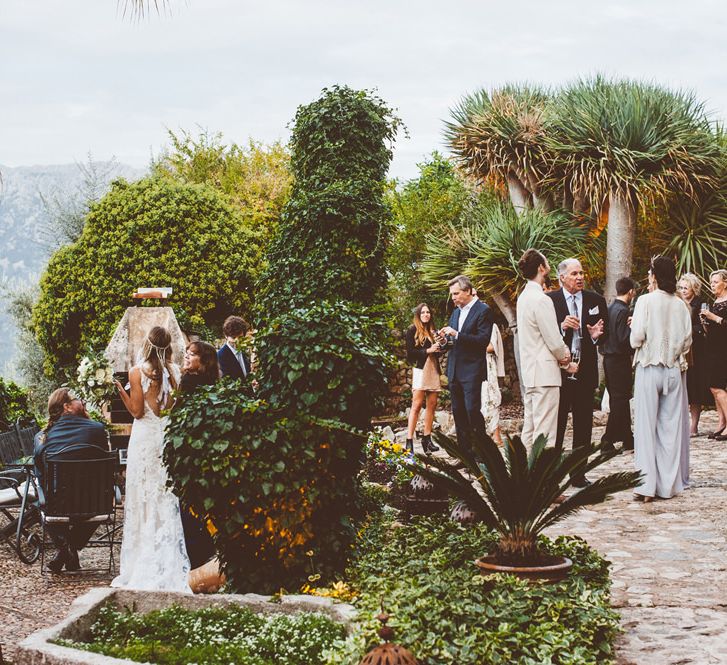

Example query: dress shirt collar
[562,287,582,306]
[459,295,479,312]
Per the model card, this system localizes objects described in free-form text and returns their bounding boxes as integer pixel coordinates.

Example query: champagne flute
[567,349,581,381]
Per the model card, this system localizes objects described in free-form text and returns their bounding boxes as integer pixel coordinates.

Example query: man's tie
[236,351,247,376]
[569,295,581,353]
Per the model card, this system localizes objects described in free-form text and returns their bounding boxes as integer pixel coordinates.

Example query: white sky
[2,0,726,181]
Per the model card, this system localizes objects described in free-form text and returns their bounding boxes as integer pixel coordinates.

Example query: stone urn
[403,474,449,516]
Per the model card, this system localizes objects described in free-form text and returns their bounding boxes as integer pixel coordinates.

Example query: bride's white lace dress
[112,364,191,592]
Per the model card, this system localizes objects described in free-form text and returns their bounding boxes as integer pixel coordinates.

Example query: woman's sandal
[708,427,725,439]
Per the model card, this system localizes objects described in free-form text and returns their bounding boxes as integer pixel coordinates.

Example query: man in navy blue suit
[217,315,251,379]
[439,275,494,455]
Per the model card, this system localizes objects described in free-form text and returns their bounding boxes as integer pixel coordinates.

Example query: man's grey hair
[557,258,581,276]
[448,275,474,292]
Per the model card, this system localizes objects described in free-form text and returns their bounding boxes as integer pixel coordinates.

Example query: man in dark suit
[600,276,636,452]
[546,259,609,486]
[439,275,494,455]
[33,388,108,572]
[217,315,251,379]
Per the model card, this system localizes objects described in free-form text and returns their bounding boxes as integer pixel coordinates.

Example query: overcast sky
[1,0,726,181]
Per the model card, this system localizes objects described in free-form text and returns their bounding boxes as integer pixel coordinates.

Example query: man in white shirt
[516,249,571,449]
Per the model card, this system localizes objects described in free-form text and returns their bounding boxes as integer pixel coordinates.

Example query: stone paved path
[552,410,727,665]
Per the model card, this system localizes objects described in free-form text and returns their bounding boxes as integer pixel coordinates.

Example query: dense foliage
[151,129,292,248]
[259,85,401,312]
[61,603,345,665]
[32,177,261,375]
[166,304,391,591]
[386,152,473,322]
[327,515,620,665]
[0,377,35,431]
[166,86,399,592]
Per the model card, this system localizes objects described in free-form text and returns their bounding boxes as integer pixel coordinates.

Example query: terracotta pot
[474,555,573,583]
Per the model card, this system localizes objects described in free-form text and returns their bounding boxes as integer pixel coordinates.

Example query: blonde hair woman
[678,273,712,435]
[404,303,442,453]
[112,326,191,592]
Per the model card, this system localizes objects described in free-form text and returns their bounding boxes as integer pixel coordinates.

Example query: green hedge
[32,177,262,375]
[0,377,35,431]
[327,515,620,665]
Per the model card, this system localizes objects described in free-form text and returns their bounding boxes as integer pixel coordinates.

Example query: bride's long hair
[141,326,176,389]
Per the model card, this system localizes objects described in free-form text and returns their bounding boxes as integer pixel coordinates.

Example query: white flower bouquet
[76,350,116,409]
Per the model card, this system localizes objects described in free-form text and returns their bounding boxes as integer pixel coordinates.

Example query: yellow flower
[392,443,402,453]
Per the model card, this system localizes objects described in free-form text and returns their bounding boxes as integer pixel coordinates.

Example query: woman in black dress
[700,270,727,440]
[678,273,712,435]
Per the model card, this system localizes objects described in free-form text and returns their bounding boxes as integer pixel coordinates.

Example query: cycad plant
[411,431,640,565]
[546,75,721,300]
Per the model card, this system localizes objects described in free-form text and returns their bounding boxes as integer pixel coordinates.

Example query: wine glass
[567,349,581,381]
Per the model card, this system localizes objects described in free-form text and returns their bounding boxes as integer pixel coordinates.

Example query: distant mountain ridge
[0,161,146,375]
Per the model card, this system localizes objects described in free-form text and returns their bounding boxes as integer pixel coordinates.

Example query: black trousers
[450,377,486,454]
[47,522,98,551]
[603,354,634,446]
[555,377,596,454]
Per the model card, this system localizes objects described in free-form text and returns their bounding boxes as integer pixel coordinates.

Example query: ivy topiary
[32,177,262,376]
[260,85,401,312]
[166,87,399,592]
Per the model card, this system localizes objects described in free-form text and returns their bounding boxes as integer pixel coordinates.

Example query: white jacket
[630,290,692,371]
[516,280,570,388]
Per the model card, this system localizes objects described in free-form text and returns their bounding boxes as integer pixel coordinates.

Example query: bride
[112,326,191,592]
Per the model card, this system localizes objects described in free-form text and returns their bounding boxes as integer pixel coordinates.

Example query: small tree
[33,177,262,375]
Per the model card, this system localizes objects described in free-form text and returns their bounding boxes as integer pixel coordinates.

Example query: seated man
[34,388,109,573]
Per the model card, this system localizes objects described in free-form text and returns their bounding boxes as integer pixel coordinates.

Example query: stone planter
[474,555,573,583]
[15,587,356,665]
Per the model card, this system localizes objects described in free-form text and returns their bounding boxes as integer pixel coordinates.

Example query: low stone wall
[16,587,356,665]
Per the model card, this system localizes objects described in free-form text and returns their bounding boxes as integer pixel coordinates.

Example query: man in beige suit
[517,249,572,448]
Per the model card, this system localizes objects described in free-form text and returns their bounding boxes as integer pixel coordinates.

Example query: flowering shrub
[75,350,115,409]
[58,603,346,665]
[363,427,414,486]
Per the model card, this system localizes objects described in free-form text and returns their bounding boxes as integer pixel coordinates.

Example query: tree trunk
[507,173,530,215]
[605,190,637,303]
[491,292,525,402]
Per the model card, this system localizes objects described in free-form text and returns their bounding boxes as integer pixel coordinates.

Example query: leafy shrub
[259,85,401,312]
[59,603,345,665]
[0,377,35,431]
[326,515,620,665]
[32,177,262,375]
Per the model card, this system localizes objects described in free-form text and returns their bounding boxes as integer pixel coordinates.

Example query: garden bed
[15,588,355,665]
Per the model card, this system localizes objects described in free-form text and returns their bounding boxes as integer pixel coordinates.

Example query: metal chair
[38,447,119,574]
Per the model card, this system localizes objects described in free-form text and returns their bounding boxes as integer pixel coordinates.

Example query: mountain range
[0,162,146,377]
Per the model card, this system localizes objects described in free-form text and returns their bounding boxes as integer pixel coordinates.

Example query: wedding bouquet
[76,350,116,409]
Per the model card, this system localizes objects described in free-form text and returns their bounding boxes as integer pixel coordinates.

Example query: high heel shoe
[708,427,725,439]
[421,434,439,454]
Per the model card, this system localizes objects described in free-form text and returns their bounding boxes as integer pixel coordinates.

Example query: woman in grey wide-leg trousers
[630,257,692,502]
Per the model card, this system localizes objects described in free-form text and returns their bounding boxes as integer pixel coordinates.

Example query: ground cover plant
[326,514,620,664]
[58,603,346,665]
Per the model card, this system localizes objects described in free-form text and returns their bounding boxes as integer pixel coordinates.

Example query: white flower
[95,368,106,381]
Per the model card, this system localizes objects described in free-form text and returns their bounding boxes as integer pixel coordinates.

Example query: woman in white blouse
[630,256,692,502]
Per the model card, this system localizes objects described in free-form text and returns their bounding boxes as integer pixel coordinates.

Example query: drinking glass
[567,349,581,381]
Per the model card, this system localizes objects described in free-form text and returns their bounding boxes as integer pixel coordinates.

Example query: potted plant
[410,432,640,581]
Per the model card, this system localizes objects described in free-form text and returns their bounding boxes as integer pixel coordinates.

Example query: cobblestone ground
[551,410,727,665]
[2,410,726,664]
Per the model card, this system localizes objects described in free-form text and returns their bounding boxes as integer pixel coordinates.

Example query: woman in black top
[700,270,727,440]
[404,303,443,453]
[180,341,220,394]
[177,340,219,568]
[678,273,713,435]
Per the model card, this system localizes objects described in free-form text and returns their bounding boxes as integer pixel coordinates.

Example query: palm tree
[411,431,640,564]
[546,76,721,301]
[119,0,169,18]
[445,85,554,213]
